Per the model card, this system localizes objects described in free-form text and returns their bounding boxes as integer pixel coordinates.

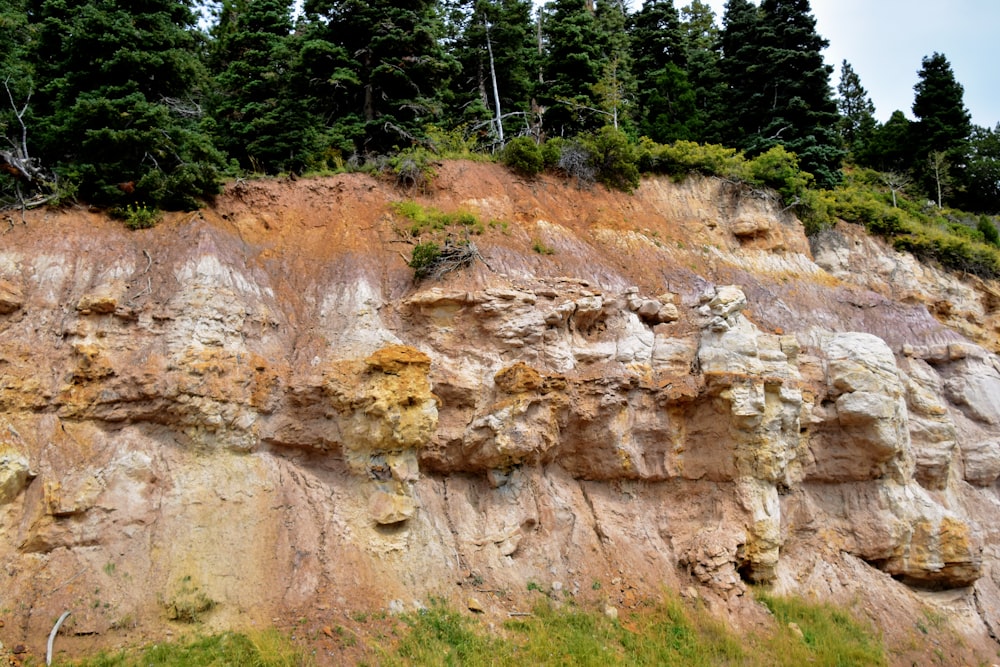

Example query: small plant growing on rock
[408,237,483,282]
[113,203,161,230]
[531,239,555,255]
[164,576,217,623]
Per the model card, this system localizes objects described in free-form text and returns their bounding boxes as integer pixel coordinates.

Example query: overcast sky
[700,0,999,128]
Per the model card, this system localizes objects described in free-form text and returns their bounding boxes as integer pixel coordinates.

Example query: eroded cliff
[2,162,1000,663]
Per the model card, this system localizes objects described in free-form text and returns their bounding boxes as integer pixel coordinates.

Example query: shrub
[978,215,1000,247]
[541,137,566,170]
[746,145,814,205]
[501,136,544,177]
[653,140,747,181]
[113,204,161,230]
[578,126,641,192]
[408,242,442,280]
[556,140,596,188]
[388,147,436,191]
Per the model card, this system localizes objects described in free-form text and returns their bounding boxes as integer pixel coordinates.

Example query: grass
[756,591,887,667]
[56,592,889,666]
[60,629,309,667]
[390,200,484,237]
[381,592,884,667]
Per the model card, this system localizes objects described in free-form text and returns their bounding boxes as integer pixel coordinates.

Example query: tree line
[0,0,997,217]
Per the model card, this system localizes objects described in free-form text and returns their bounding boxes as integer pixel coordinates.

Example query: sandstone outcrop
[1,163,999,663]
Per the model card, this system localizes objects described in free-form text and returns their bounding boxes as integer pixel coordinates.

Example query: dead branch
[414,238,487,282]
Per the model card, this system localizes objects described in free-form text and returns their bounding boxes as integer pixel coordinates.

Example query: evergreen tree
[718,0,842,186]
[593,0,634,131]
[303,0,459,154]
[27,0,225,209]
[679,0,723,143]
[208,0,317,174]
[962,123,1000,213]
[630,0,697,142]
[717,0,762,147]
[751,0,842,187]
[862,110,913,173]
[539,0,604,136]
[836,60,876,160]
[911,52,972,203]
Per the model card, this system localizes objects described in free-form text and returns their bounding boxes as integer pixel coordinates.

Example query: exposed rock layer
[1,163,1000,663]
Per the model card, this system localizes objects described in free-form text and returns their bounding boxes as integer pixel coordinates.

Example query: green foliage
[718,0,843,188]
[745,145,814,204]
[837,60,877,159]
[112,204,162,231]
[539,0,606,136]
[388,147,437,191]
[391,201,481,237]
[630,0,698,143]
[207,0,318,175]
[62,629,307,667]
[382,593,885,667]
[28,0,225,209]
[409,242,443,280]
[578,126,640,192]
[756,592,887,667]
[301,0,459,155]
[978,216,1000,247]
[532,239,555,255]
[641,139,745,181]
[390,599,510,665]
[502,136,545,177]
[445,0,538,148]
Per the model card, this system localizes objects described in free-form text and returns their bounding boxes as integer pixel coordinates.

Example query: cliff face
[2,162,1000,662]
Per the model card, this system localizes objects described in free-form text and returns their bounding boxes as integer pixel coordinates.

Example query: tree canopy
[0,0,994,219]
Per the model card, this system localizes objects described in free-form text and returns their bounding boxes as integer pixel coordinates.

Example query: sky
[700,0,1000,128]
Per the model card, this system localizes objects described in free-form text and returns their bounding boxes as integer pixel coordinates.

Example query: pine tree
[303,0,459,154]
[911,52,972,203]
[593,0,634,131]
[717,0,762,147]
[964,124,1000,213]
[28,0,225,209]
[862,110,913,173]
[208,0,317,174]
[630,0,697,142]
[539,0,604,136]
[720,0,843,187]
[680,0,723,143]
[836,60,876,160]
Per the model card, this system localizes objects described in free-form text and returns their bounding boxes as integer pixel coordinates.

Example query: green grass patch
[756,591,887,667]
[60,629,309,667]
[54,593,887,667]
[391,201,483,238]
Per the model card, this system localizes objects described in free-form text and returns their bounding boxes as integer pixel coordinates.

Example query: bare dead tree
[879,170,912,208]
[1,77,57,222]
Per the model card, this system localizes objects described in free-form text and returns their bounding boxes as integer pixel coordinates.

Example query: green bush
[391,200,482,237]
[408,242,442,280]
[541,137,567,169]
[746,145,814,204]
[501,136,545,177]
[978,215,1000,247]
[388,147,436,190]
[113,204,162,230]
[650,140,747,182]
[578,126,641,192]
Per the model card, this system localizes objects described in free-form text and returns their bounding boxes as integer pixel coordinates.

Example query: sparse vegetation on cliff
[59,594,886,667]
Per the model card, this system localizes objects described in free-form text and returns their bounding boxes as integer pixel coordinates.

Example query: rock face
[1,163,1000,662]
